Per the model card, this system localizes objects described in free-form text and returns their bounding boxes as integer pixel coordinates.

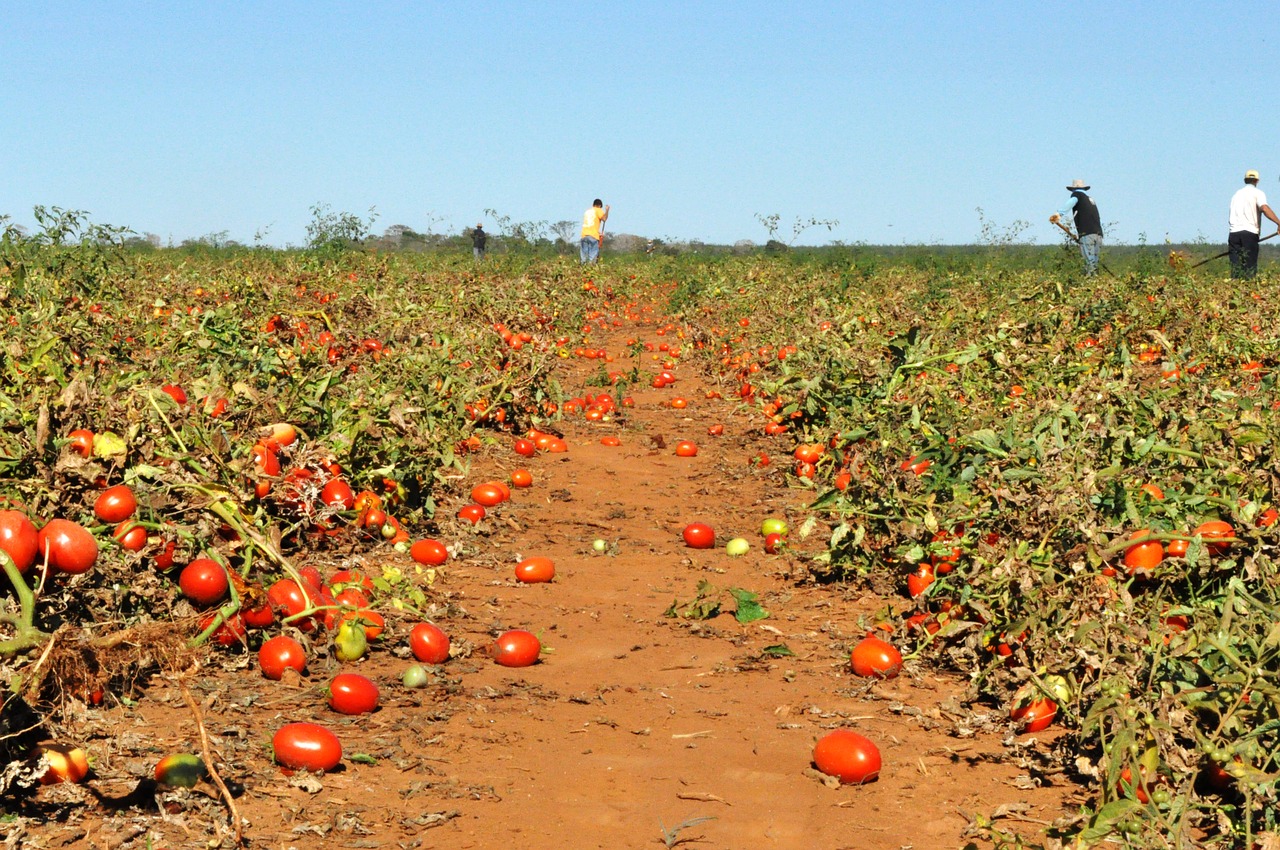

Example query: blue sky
[5,3,1278,247]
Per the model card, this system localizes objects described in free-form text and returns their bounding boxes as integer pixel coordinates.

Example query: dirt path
[29,302,1078,850]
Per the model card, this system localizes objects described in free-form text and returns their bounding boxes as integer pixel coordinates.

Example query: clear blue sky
[5,2,1277,247]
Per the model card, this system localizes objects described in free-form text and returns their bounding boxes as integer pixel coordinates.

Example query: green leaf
[760,644,794,657]
[728,587,769,623]
[347,753,377,764]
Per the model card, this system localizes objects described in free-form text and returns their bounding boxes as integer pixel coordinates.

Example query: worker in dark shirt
[1051,180,1103,276]
[472,223,487,260]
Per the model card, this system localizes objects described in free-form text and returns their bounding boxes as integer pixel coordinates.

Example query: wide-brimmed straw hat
[1067,179,1090,190]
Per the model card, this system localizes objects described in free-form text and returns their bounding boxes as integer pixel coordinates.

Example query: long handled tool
[1186,231,1278,269]
[1051,217,1115,277]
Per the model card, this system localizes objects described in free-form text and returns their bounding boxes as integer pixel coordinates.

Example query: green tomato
[402,664,429,689]
[592,539,607,553]
[761,518,788,537]
[334,619,368,662]
[155,753,206,788]
[725,537,750,557]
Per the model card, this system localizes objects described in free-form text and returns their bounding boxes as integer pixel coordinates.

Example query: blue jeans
[1079,233,1101,276]
[580,236,599,264]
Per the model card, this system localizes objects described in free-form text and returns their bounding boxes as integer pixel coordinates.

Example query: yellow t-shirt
[581,207,605,239]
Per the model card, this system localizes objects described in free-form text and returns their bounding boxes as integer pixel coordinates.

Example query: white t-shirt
[1230,184,1268,234]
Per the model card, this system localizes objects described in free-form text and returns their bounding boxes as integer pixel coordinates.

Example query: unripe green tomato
[380,522,397,540]
[761,518,788,537]
[592,539,607,553]
[334,619,368,662]
[402,664,429,688]
[725,538,750,556]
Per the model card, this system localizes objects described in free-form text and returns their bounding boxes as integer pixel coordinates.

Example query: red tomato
[341,608,385,641]
[160,384,187,405]
[674,441,698,457]
[409,539,449,566]
[320,479,355,510]
[327,672,380,715]
[514,557,555,583]
[179,558,229,606]
[329,568,375,593]
[492,629,541,667]
[409,622,450,664]
[1122,528,1162,577]
[38,519,99,575]
[113,521,147,552]
[37,744,90,785]
[707,424,725,437]
[812,730,881,784]
[67,429,94,458]
[267,578,318,631]
[471,482,507,507]
[242,599,276,628]
[334,587,370,609]
[682,523,715,549]
[849,636,903,678]
[1011,697,1057,732]
[511,469,533,488]
[200,611,246,646]
[600,436,622,447]
[457,503,486,524]
[272,722,342,772]
[1193,520,1234,555]
[906,563,935,597]
[763,532,784,554]
[258,635,307,679]
[0,510,39,574]
[94,484,137,524]
[513,438,537,457]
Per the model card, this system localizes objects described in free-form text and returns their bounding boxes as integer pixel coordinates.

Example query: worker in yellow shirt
[580,199,610,264]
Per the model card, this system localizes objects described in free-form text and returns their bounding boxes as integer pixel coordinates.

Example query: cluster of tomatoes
[1118,518,1240,579]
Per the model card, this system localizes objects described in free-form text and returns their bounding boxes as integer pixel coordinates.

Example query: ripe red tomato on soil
[94,484,137,524]
[471,482,508,507]
[812,730,881,784]
[906,563,935,597]
[674,441,698,457]
[38,519,98,575]
[410,539,449,566]
[850,636,903,678]
[327,672,380,715]
[258,635,307,680]
[511,469,533,488]
[492,629,541,667]
[1011,697,1057,732]
[37,744,90,785]
[682,522,715,549]
[179,558,229,606]
[272,722,342,772]
[67,429,94,458]
[0,510,39,574]
[409,622,450,664]
[514,556,555,583]
[457,503,486,524]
